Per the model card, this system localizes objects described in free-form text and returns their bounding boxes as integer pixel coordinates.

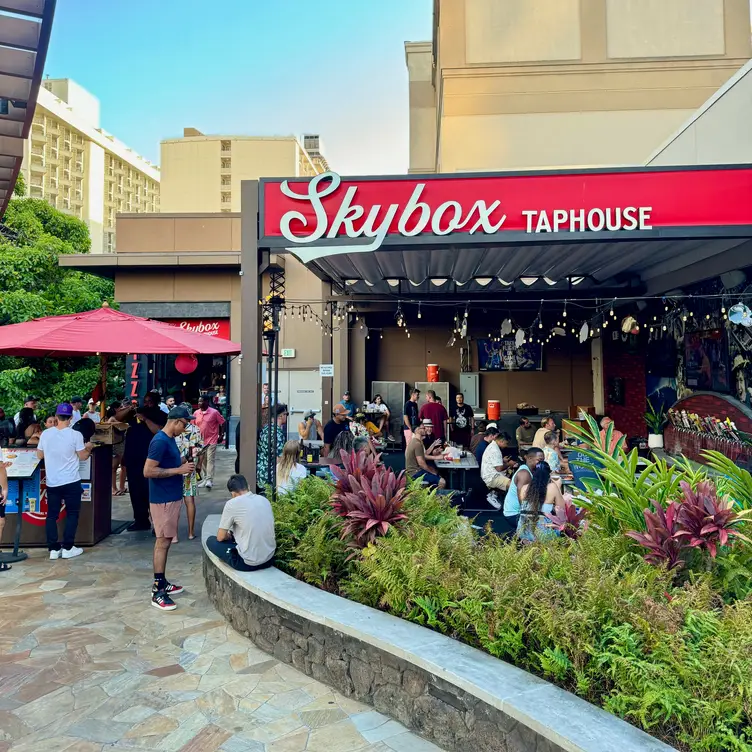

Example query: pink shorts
[150,501,182,539]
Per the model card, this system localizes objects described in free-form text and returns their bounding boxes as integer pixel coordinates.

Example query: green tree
[0,197,123,410]
[13,171,25,197]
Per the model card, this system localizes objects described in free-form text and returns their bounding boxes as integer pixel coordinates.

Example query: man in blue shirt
[341,390,358,417]
[144,405,195,611]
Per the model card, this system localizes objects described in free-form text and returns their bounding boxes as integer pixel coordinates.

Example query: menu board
[2,448,41,479]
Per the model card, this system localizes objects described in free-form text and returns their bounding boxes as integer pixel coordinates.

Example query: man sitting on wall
[405,420,446,489]
[205,474,275,572]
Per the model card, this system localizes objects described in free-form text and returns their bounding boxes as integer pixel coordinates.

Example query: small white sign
[319,364,334,378]
[281,348,296,358]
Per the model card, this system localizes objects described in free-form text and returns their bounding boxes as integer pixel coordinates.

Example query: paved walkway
[0,449,442,752]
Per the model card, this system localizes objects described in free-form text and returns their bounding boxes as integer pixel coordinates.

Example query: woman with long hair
[277,440,307,494]
[516,460,565,542]
[372,394,392,439]
[15,408,39,447]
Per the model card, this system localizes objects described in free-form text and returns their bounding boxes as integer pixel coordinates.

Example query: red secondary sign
[164,319,231,340]
[260,167,752,262]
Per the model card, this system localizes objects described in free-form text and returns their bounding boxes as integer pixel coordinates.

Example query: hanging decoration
[729,303,752,327]
[174,353,198,374]
[578,322,589,343]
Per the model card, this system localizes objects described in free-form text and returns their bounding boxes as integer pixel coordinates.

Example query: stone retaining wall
[202,517,674,752]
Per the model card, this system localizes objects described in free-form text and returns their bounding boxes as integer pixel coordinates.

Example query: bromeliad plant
[673,480,751,557]
[330,449,408,550]
[627,480,751,569]
[543,497,588,539]
[626,500,685,569]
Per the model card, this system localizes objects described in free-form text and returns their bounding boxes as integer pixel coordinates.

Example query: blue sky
[43,0,432,175]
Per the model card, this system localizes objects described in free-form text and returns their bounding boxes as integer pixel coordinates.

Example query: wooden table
[435,455,479,491]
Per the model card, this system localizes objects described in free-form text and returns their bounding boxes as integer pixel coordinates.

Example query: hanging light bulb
[682,313,688,322]
[603,318,608,328]
[662,324,667,331]
[380,332,383,339]
[722,306,727,314]
[417,304,422,319]
[563,302,568,318]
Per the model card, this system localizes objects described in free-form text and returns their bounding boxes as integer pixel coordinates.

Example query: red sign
[164,319,231,340]
[260,167,752,262]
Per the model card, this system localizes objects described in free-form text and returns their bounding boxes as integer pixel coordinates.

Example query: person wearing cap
[341,391,358,418]
[323,403,351,457]
[37,402,95,561]
[143,405,196,611]
[474,425,500,466]
[405,421,446,489]
[70,397,84,425]
[516,417,537,448]
[481,431,514,497]
[14,396,39,428]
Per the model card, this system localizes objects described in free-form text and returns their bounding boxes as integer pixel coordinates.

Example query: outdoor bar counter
[1,429,117,551]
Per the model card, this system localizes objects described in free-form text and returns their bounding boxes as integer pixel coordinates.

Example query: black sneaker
[127,521,151,532]
[151,590,177,611]
[152,581,184,596]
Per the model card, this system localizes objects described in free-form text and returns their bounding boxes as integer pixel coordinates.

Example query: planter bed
[203,515,672,752]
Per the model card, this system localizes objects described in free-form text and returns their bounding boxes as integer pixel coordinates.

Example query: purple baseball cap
[56,402,73,417]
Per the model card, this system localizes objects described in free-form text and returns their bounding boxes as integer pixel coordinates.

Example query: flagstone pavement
[0,449,443,752]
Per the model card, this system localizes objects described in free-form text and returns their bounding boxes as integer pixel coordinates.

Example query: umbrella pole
[100,354,107,419]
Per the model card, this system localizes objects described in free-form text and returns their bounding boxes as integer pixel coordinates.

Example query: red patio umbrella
[0,305,241,409]
[0,305,241,357]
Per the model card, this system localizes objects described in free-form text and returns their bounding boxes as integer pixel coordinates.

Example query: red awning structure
[257,165,752,298]
[0,306,241,357]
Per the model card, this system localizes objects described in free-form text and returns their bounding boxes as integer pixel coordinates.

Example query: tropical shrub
[702,450,752,511]
[543,496,588,539]
[270,450,752,751]
[330,449,407,549]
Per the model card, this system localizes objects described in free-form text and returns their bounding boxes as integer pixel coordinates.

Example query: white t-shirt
[84,411,101,424]
[481,440,504,485]
[71,409,82,424]
[159,402,169,414]
[38,427,85,488]
[218,492,276,566]
[277,463,307,494]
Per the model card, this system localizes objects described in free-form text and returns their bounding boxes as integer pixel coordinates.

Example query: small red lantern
[175,353,198,374]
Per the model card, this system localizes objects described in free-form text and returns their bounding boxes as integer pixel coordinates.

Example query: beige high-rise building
[21,79,160,253]
[406,0,751,173]
[159,129,327,213]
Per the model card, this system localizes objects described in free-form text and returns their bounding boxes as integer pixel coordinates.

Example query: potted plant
[645,399,667,449]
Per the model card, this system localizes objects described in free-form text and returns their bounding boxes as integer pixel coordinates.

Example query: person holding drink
[174,403,204,542]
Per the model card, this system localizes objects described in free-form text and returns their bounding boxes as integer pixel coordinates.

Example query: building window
[221,140,231,152]
[221,158,231,169]
[221,192,231,203]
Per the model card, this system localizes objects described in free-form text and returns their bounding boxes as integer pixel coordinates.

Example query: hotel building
[20,78,160,254]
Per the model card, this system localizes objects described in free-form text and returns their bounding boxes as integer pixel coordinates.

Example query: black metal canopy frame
[0,0,57,219]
